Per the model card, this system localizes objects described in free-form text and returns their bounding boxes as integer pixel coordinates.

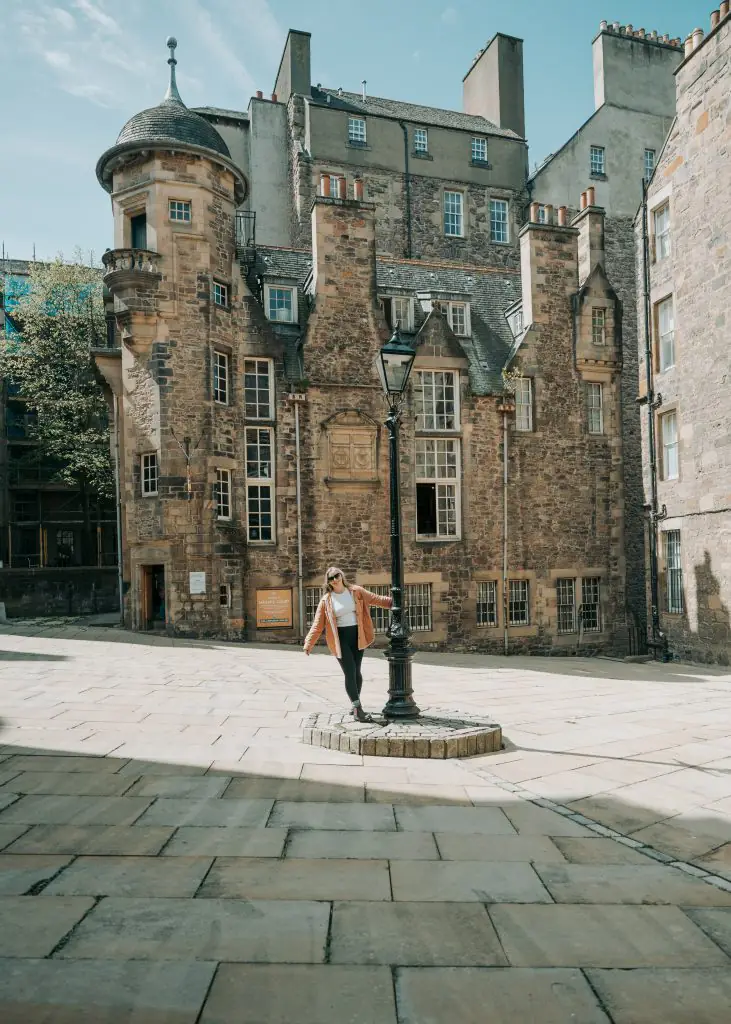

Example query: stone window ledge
[470,159,492,169]
[589,172,608,181]
[325,478,380,491]
[346,141,371,151]
[412,151,433,161]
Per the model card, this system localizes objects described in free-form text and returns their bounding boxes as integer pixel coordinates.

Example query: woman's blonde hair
[323,566,348,593]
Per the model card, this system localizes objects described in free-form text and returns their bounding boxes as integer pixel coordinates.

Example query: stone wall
[0,568,119,618]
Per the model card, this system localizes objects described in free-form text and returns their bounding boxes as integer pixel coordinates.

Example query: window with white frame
[367,584,391,634]
[414,370,459,431]
[471,137,488,163]
[413,128,428,153]
[657,296,675,371]
[245,426,274,542]
[348,117,367,144]
[266,285,296,324]
[489,199,509,243]
[381,295,414,331]
[587,382,604,435]
[644,149,656,181]
[661,410,679,480]
[537,204,548,224]
[169,199,191,222]
[443,190,464,237]
[654,204,670,260]
[213,281,228,307]
[244,358,273,420]
[508,579,529,626]
[141,452,158,496]
[214,468,231,520]
[580,577,601,631]
[514,377,533,432]
[590,145,605,175]
[304,586,320,629]
[665,530,683,613]
[508,309,523,337]
[406,582,432,631]
[477,580,498,627]
[446,301,470,337]
[415,438,460,538]
[322,174,344,198]
[592,307,606,345]
[556,578,577,634]
[213,351,229,404]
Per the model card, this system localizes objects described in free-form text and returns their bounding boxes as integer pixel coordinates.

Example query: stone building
[94,37,629,654]
[636,9,731,664]
[529,23,685,640]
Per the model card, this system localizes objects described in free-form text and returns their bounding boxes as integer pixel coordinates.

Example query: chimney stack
[463,33,525,138]
[572,190,605,284]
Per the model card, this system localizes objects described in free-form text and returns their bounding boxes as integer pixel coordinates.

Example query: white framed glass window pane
[471,137,487,162]
[391,296,413,331]
[665,530,683,613]
[367,584,391,633]
[508,580,529,625]
[514,378,532,432]
[590,146,605,175]
[414,370,458,431]
[658,296,675,370]
[476,580,498,626]
[443,191,463,236]
[580,577,601,631]
[587,383,603,434]
[644,149,656,181]
[592,308,606,345]
[415,438,459,538]
[556,578,576,634]
[348,117,366,143]
[247,484,273,541]
[489,199,509,243]
[215,468,231,519]
[654,205,671,259]
[245,426,273,479]
[244,359,273,420]
[414,128,428,153]
[304,586,320,628]
[169,200,191,222]
[406,583,432,631]
[448,302,468,336]
[141,453,158,496]
[661,411,678,480]
[213,351,229,404]
[213,282,228,307]
[267,286,294,323]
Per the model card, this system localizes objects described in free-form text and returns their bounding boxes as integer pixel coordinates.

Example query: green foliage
[0,253,114,499]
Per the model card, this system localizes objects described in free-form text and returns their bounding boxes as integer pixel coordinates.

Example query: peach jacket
[303,585,393,657]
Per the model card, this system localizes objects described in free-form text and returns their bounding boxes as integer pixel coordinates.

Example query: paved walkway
[1,622,731,1021]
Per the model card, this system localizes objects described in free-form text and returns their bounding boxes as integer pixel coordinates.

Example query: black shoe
[352,705,374,723]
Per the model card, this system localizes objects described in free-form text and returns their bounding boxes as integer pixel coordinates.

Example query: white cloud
[51,7,76,30]
[72,0,120,34]
[441,6,458,24]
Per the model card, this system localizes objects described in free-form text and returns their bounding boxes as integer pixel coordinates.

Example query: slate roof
[115,97,231,158]
[311,88,523,140]
[252,246,521,394]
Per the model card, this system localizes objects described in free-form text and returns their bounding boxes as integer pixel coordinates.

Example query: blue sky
[0,0,710,262]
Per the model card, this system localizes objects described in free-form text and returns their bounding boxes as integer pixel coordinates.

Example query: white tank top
[331,589,357,627]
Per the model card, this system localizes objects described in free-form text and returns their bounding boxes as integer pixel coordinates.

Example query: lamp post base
[382,639,420,719]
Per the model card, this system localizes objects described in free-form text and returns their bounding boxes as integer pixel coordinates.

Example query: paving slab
[567,797,669,834]
[330,901,507,966]
[488,904,731,967]
[0,957,216,1024]
[43,856,213,897]
[123,776,231,799]
[198,857,391,901]
[56,897,329,962]
[1,756,127,774]
[365,785,473,805]
[137,798,273,828]
[198,964,397,1024]
[223,777,365,802]
[285,829,439,860]
[6,825,175,856]
[0,854,72,895]
[551,837,655,865]
[0,895,95,957]
[500,803,596,836]
[395,966,611,1024]
[393,805,516,835]
[434,834,566,862]
[116,760,209,776]
[586,967,731,1024]
[389,860,552,903]
[696,843,731,878]
[534,862,731,906]
[160,826,287,857]
[683,908,731,957]
[629,820,728,861]
[0,796,153,827]
[0,772,136,797]
[268,801,396,831]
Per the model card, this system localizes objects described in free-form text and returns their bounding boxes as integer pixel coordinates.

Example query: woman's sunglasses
[328,573,342,582]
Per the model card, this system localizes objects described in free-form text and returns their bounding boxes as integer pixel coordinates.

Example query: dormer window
[265,284,297,324]
[435,300,470,337]
[381,295,414,332]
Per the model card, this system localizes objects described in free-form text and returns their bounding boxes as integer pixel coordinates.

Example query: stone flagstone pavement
[1,621,731,1021]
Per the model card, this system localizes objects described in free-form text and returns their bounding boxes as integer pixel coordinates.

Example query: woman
[303,567,392,722]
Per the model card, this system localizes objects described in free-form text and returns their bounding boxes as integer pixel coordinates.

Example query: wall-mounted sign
[256,588,293,629]
[189,572,207,595]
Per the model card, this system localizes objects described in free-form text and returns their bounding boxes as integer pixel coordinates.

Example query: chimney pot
[557,206,568,226]
[529,201,540,222]
[662,33,669,42]
[711,10,720,29]
[587,186,596,206]
[354,177,364,200]
[692,26,705,48]
[256,90,263,99]
[684,34,694,56]
[320,174,331,198]
[721,1,730,17]
[638,27,646,37]
[545,204,554,224]
[612,21,620,30]
[619,25,626,33]
[271,92,278,102]
[580,191,588,210]
[600,19,608,30]
[338,177,347,199]
[650,30,657,39]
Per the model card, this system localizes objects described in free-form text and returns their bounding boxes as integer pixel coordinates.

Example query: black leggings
[337,625,364,704]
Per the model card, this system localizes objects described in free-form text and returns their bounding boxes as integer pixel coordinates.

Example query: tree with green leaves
[0,253,114,563]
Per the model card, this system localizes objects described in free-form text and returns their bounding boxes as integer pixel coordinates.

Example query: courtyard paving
[1,621,731,1021]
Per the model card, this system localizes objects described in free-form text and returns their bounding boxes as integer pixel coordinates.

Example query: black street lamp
[375,327,420,720]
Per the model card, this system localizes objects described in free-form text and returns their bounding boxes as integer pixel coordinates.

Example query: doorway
[141,564,166,630]
[130,213,147,250]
